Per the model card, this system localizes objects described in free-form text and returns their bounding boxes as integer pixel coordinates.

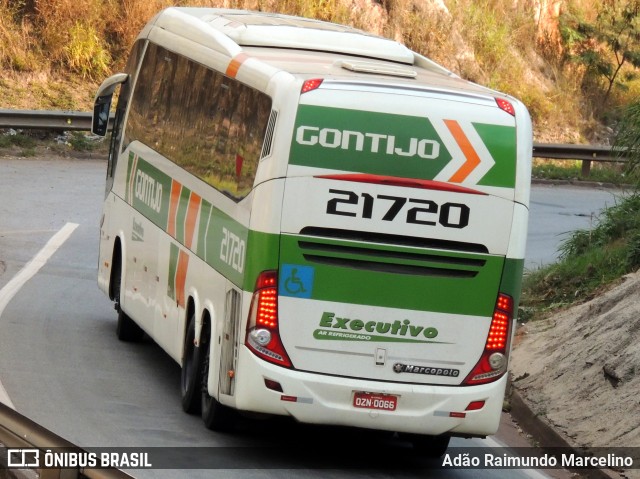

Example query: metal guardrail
[532,143,624,162]
[533,142,629,177]
[0,402,133,479]
[0,109,632,177]
[0,110,95,131]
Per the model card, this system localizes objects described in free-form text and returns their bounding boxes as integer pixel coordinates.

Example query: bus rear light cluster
[246,271,293,368]
[255,287,277,328]
[463,293,513,385]
[495,97,516,116]
[301,78,323,93]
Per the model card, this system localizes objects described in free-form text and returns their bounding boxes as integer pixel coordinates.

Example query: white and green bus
[92,7,532,454]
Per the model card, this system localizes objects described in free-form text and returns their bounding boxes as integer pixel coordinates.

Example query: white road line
[0,222,79,409]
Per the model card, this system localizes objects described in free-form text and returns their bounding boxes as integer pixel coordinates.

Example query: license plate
[353,392,397,411]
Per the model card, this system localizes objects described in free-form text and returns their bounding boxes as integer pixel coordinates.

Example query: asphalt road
[526,182,621,270]
[0,156,622,478]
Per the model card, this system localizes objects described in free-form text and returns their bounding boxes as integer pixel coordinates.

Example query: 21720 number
[326,189,470,229]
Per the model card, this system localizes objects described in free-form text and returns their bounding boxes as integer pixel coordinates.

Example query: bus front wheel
[116,309,144,342]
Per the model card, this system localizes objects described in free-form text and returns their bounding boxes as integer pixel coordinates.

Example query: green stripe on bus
[168,242,179,301]
[279,234,503,316]
[196,199,212,259]
[475,123,517,188]
[175,184,191,244]
[243,230,281,291]
[499,257,525,313]
[289,105,517,188]
[125,152,135,204]
[125,154,255,290]
[289,105,451,181]
[128,156,172,230]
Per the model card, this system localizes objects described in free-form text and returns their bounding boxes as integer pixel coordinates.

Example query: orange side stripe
[226,53,249,78]
[444,119,481,183]
[175,250,189,308]
[167,180,182,237]
[184,192,202,250]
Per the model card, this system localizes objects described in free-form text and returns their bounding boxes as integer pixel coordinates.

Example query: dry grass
[0,2,40,71]
[0,0,628,143]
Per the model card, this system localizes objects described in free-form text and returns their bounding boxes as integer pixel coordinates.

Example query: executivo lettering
[313,312,448,344]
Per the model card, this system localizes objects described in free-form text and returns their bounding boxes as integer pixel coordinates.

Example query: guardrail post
[581,159,592,177]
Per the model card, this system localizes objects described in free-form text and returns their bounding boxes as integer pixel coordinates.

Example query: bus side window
[105,40,144,194]
[126,43,272,201]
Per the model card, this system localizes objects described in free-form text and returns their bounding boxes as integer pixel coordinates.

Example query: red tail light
[495,97,515,116]
[301,78,323,93]
[463,293,513,385]
[245,271,292,368]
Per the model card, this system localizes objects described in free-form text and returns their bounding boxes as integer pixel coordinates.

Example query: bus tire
[404,433,450,458]
[112,253,144,342]
[181,314,202,414]
[200,321,236,432]
[116,309,145,342]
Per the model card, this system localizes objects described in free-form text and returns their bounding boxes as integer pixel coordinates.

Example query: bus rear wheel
[181,314,202,414]
[200,320,236,431]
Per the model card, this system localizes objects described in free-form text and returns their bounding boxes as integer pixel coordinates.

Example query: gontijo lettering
[296,126,441,159]
[135,168,163,213]
[319,312,438,338]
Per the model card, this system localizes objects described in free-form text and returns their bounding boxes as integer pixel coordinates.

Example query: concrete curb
[509,388,620,479]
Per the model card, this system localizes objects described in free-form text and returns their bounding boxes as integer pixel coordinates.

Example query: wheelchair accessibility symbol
[280,264,314,298]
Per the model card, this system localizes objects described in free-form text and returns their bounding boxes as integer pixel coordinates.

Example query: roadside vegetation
[0,130,37,156]
[531,159,640,184]
[522,95,640,320]
[0,130,106,157]
[522,192,640,315]
[0,0,639,146]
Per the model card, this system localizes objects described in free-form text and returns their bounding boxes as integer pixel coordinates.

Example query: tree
[614,100,640,174]
[561,0,640,105]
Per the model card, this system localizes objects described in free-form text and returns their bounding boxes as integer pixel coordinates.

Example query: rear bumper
[229,347,506,437]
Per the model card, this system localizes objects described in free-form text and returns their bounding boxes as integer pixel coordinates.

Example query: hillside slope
[0,0,628,143]
[511,270,640,475]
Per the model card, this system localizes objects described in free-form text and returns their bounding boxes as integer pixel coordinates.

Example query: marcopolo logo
[393,362,460,377]
[295,126,442,159]
[313,312,446,344]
